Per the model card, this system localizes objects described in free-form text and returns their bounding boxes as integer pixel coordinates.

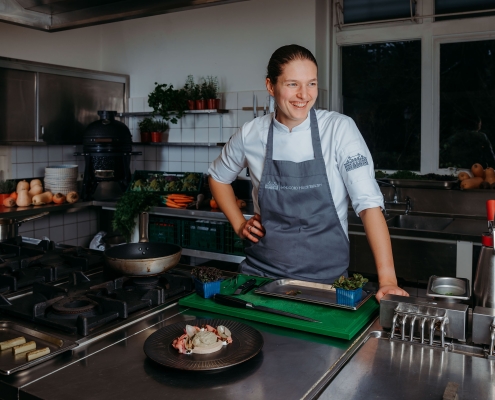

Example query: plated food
[172,324,232,355]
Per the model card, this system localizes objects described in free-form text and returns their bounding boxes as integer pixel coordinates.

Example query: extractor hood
[0,0,247,32]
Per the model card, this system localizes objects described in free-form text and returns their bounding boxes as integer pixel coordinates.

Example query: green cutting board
[179,275,379,340]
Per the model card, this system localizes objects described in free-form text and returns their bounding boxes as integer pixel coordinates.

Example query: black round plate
[143,319,264,371]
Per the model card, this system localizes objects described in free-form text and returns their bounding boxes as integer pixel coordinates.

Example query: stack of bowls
[44,165,79,195]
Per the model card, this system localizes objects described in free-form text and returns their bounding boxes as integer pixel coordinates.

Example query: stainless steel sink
[386,215,454,231]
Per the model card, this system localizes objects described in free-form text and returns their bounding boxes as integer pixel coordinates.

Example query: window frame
[331,0,495,173]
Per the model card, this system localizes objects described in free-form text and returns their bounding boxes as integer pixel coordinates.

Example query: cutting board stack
[44,165,78,195]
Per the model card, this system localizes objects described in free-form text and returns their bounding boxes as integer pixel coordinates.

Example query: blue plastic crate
[336,287,363,307]
[194,279,222,299]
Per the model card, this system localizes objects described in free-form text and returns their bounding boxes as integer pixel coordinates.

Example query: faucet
[376,180,412,215]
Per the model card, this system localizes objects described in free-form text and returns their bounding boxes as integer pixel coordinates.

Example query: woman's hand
[375,284,409,302]
[238,213,266,243]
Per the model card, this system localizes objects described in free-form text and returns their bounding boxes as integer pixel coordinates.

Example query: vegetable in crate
[112,192,161,242]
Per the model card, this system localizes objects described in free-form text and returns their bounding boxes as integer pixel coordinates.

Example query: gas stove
[0,237,195,376]
[0,236,105,294]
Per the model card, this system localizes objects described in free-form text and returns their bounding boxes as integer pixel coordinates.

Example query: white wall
[98,0,318,96]
[0,22,102,70]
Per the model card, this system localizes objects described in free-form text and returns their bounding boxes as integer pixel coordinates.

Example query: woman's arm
[208,176,265,242]
[359,207,409,301]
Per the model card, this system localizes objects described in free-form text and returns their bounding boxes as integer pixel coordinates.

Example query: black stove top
[0,237,105,294]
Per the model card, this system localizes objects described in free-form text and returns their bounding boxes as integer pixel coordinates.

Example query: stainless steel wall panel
[38,73,125,144]
[0,68,36,142]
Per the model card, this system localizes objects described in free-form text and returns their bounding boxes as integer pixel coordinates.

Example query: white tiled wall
[18,208,100,247]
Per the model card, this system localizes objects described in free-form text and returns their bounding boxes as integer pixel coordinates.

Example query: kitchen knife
[234,278,257,295]
[253,93,257,119]
[213,294,320,323]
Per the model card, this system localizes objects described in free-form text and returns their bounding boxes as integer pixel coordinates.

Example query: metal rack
[117,110,229,144]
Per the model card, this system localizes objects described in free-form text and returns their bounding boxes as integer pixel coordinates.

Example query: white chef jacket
[208,110,384,236]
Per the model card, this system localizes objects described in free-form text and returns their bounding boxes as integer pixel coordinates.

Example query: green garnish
[333,274,368,290]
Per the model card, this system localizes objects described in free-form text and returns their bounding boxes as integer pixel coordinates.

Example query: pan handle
[16,212,50,227]
[139,212,150,243]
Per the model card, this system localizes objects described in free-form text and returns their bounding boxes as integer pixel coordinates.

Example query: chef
[208,44,408,301]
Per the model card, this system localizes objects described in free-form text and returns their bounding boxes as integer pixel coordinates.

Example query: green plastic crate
[149,216,182,245]
[225,223,245,256]
[182,219,225,253]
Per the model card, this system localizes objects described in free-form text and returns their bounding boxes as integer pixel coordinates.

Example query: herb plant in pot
[148,82,187,125]
[333,273,368,306]
[204,76,219,110]
[191,267,224,298]
[185,75,196,110]
[138,118,153,143]
[150,119,169,143]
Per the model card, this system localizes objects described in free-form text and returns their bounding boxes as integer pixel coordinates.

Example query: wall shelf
[132,142,225,147]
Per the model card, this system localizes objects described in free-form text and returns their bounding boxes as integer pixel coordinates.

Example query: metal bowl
[426,276,471,302]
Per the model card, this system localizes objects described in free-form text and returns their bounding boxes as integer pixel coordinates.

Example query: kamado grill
[76,110,141,201]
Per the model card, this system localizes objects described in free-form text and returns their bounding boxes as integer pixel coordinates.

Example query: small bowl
[426,276,471,302]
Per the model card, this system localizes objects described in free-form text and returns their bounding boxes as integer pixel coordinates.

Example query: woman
[208,44,408,301]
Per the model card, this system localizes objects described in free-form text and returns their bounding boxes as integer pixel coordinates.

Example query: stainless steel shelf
[132,142,225,147]
[118,109,229,117]
[181,248,244,263]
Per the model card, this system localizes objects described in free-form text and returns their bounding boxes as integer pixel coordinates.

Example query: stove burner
[52,296,98,315]
[127,276,160,290]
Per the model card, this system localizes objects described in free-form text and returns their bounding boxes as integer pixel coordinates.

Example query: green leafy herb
[0,179,16,194]
[191,267,223,283]
[112,192,160,242]
[333,274,368,290]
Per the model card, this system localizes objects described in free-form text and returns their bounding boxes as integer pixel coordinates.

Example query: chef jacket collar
[273,112,311,134]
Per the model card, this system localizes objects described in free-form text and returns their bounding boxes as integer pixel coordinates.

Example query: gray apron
[239,108,349,284]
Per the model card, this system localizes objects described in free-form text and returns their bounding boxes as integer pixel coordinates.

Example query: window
[332,0,495,173]
[343,0,414,24]
[342,41,421,170]
[439,39,495,169]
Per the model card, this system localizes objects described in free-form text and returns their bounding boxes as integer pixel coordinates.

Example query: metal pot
[0,212,50,241]
[104,212,182,277]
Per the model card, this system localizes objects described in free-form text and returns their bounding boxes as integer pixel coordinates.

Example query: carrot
[165,201,183,208]
[167,195,194,201]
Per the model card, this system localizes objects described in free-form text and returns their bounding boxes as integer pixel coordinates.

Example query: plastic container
[225,223,245,256]
[182,219,225,253]
[336,287,363,307]
[149,216,182,245]
[194,279,222,299]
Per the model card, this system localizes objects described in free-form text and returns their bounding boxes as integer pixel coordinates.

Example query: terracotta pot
[214,98,220,110]
[187,100,195,110]
[195,99,206,110]
[206,99,216,110]
[151,131,163,143]
[141,132,151,142]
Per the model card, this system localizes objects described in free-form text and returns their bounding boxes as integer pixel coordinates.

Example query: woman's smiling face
[266,58,318,131]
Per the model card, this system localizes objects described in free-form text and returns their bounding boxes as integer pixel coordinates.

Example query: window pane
[342,41,421,170]
[436,0,495,21]
[343,0,413,24]
[439,40,495,169]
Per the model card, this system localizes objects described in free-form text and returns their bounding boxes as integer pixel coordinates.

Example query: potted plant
[204,76,219,110]
[0,179,16,203]
[150,119,169,143]
[185,75,196,110]
[332,273,368,306]
[191,266,224,298]
[138,117,153,142]
[148,82,187,125]
[193,82,205,110]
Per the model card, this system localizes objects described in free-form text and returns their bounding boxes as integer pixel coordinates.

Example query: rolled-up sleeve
[208,128,247,184]
[335,117,384,215]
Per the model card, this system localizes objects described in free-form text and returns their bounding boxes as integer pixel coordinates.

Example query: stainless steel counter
[15,304,367,400]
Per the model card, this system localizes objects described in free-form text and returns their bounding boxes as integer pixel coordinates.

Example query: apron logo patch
[265,181,279,190]
[280,184,322,190]
[344,153,368,172]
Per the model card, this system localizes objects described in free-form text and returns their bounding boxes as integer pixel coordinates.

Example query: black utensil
[234,278,258,295]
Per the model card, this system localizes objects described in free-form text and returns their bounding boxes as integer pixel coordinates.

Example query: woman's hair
[266,45,318,84]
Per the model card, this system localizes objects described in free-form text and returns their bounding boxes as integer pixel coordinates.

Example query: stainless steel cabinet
[0,68,36,142]
[39,73,125,144]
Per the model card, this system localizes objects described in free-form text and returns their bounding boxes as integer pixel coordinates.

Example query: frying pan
[104,212,182,277]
